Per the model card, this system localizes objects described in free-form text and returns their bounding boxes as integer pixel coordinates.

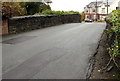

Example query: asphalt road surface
[2,23,106,79]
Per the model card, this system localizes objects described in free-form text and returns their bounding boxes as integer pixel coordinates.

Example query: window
[92,9,96,12]
[102,8,105,13]
[116,7,119,10]
[86,10,89,13]
[85,15,89,19]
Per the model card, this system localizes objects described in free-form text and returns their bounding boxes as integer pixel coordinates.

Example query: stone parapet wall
[8,14,81,34]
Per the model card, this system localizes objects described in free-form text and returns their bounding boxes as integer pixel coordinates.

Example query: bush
[106,10,120,57]
[2,2,26,19]
[109,10,120,27]
[35,10,81,16]
[20,2,51,15]
[97,19,105,22]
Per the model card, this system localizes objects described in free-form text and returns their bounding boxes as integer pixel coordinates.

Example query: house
[108,0,120,13]
[98,0,120,20]
[97,1,113,20]
[84,1,104,20]
[84,0,120,20]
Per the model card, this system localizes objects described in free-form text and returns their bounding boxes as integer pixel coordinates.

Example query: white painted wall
[109,0,120,13]
[98,0,120,14]
[98,4,109,14]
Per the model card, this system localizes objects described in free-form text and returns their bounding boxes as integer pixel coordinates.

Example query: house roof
[84,0,118,9]
[102,1,113,6]
[86,1,103,8]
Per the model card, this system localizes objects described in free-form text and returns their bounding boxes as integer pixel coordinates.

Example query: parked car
[84,19,93,22]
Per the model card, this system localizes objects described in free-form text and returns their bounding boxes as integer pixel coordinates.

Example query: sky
[50,0,116,12]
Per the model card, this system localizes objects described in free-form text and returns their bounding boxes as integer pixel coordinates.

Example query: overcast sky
[50,0,115,12]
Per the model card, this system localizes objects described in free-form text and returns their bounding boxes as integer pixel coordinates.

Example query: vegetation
[20,2,51,15]
[105,10,120,70]
[35,10,81,15]
[2,2,51,18]
[2,2,80,17]
[81,12,85,21]
[106,10,120,57]
[2,2,26,18]
[97,19,105,22]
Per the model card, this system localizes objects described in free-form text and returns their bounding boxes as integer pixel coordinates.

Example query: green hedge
[106,10,120,57]
[35,10,81,16]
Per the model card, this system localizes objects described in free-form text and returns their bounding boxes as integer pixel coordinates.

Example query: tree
[20,2,51,15]
[39,3,51,12]
[2,2,25,18]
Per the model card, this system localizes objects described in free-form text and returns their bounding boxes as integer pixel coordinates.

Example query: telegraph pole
[107,0,108,15]
[96,0,97,21]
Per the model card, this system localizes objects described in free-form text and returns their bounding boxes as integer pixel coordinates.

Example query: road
[2,23,106,79]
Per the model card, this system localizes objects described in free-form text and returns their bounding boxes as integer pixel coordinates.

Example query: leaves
[106,10,120,57]
[20,2,51,15]
[2,2,51,18]
[2,2,25,18]
[35,10,81,16]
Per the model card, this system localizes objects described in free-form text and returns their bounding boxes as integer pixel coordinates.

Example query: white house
[84,0,120,20]
[97,1,113,19]
[84,1,104,20]
[99,0,120,19]
[108,0,120,13]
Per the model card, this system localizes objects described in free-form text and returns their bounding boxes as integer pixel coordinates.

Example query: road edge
[85,30,106,79]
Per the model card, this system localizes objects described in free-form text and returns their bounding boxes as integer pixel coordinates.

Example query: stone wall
[8,14,81,34]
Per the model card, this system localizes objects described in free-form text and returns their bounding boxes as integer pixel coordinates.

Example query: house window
[85,15,89,19]
[92,9,96,12]
[102,8,105,13]
[86,10,89,13]
[116,7,119,10]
